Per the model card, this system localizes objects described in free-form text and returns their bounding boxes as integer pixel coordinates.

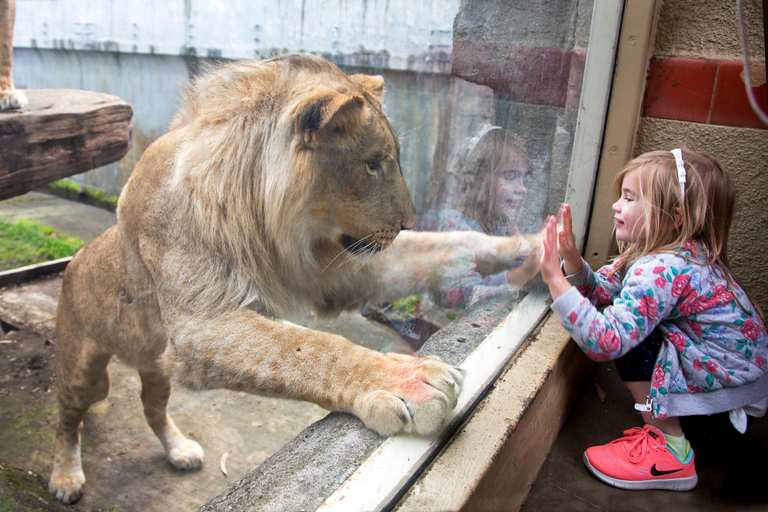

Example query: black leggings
[616,330,757,436]
[614,329,664,382]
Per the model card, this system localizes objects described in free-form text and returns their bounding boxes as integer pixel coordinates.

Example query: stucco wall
[634,0,768,312]
[654,0,765,60]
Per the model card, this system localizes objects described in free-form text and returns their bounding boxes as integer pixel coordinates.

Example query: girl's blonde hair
[612,149,760,316]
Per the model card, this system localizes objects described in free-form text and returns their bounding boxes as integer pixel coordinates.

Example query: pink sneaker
[583,425,698,491]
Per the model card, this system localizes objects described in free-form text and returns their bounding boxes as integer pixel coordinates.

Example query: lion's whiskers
[352,239,381,274]
[343,238,374,269]
[320,233,375,274]
[321,249,351,274]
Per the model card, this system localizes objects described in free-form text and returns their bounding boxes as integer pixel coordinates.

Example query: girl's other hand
[558,204,582,276]
[540,216,571,300]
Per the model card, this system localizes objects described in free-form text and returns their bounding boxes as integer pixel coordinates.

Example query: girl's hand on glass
[558,203,582,276]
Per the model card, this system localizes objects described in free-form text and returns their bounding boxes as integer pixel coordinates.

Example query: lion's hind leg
[139,370,204,470]
[49,338,112,504]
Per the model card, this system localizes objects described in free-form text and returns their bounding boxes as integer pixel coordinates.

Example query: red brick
[710,60,768,130]
[452,42,579,107]
[644,57,718,124]
[493,44,534,103]
[523,48,572,107]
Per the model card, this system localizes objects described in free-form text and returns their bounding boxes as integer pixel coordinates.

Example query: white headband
[670,148,686,200]
[466,124,502,153]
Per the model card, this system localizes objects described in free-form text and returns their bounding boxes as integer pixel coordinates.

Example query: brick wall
[644,57,767,130]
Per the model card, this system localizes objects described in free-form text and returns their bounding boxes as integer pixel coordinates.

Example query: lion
[48,53,541,504]
[0,0,27,110]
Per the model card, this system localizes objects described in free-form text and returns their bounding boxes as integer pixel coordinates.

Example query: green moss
[0,194,47,205]
[387,296,422,320]
[41,179,119,212]
[0,218,85,270]
[4,401,57,448]
[43,179,80,196]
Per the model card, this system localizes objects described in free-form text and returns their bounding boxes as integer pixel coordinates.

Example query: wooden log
[0,88,132,201]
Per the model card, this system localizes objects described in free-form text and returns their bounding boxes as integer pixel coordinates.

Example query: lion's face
[285,66,415,260]
[315,106,414,256]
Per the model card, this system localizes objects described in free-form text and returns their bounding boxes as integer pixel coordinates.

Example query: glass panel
[2,1,612,510]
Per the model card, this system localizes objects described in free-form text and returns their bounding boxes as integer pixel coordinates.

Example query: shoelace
[610,427,663,463]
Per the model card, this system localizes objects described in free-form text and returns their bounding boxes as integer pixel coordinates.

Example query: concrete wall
[633,0,768,313]
[654,0,765,60]
[13,0,459,68]
[12,49,190,194]
[447,0,593,232]
[10,0,590,231]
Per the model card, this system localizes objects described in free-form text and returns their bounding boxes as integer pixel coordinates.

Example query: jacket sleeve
[552,255,679,362]
[564,258,624,308]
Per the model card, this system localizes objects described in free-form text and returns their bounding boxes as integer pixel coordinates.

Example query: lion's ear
[352,74,385,102]
[293,92,366,148]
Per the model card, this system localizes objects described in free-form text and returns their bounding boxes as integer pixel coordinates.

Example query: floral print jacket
[551,241,768,420]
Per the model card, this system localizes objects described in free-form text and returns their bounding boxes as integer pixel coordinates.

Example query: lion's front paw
[358,354,463,437]
[1,88,28,110]
[49,470,86,504]
[168,438,205,470]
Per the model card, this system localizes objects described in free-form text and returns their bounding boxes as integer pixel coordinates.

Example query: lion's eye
[366,160,382,176]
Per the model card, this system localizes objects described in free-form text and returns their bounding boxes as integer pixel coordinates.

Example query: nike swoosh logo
[650,464,683,476]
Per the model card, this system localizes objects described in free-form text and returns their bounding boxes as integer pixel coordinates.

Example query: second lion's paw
[1,88,28,110]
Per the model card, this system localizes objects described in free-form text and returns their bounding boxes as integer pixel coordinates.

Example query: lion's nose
[398,198,415,230]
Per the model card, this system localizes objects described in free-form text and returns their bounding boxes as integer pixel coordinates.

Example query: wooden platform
[0,89,133,201]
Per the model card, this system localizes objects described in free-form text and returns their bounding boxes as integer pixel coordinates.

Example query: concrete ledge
[395,313,593,511]
[199,413,384,512]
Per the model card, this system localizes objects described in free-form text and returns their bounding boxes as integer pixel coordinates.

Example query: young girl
[540,149,768,491]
